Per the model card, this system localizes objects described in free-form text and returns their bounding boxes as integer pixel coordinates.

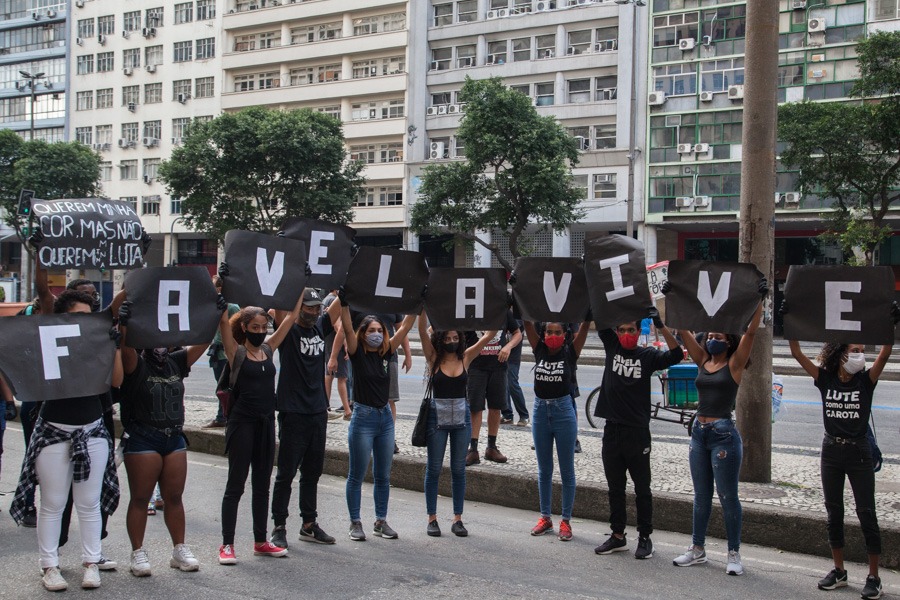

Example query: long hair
[356,314,391,356]
[817,342,848,374]
[230,306,269,345]
[53,290,95,314]
[429,330,466,371]
[695,332,750,368]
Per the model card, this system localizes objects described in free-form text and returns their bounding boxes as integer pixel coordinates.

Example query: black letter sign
[343,247,429,315]
[424,268,508,331]
[223,230,308,311]
[511,257,589,323]
[664,260,763,335]
[584,234,652,329]
[280,217,355,290]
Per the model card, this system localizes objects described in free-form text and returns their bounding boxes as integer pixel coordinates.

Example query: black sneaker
[634,536,653,559]
[861,575,883,600]
[574,439,583,454]
[595,534,628,555]
[817,568,848,591]
[427,520,441,537]
[271,525,288,549]
[450,521,468,537]
[299,522,335,544]
[373,520,398,539]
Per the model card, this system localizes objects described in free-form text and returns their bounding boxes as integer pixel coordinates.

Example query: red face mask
[618,333,640,350]
[544,334,565,349]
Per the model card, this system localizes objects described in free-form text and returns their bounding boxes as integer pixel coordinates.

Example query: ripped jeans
[688,418,743,552]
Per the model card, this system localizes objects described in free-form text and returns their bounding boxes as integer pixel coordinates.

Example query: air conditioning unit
[566,47,577,55]
[31,12,39,20]
[124,67,133,76]
[595,174,611,183]
[97,34,106,45]
[535,1,555,11]
[75,0,84,7]
[487,9,498,18]
[675,196,694,208]
[792,0,806,8]
[430,61,439,70]
[808,18,826,33]
[458,102,467,112]
[694,143,711,155]
[143,175,152,184]
[76,37,83,45]
[437,104,448,115]
[143,137,159,147]
[47,9,56,17]
[541,49,554,59]
[678,38,696,51]
[727,84,744,99]
[677,143,694,154]
[101,143,110,150]
[430,142,445,159]
[460,56,474,67]
[127,102,136,112]
[91,143,102,150]
[699,91,714,102]
[146,64,156,73]
[595,40,617,52]
[118,138,131,148]
[447,104,460,114]
[177,93,189,104]
[701,35,712,46]
[142,27,156,37]
[426,106,438,116]
[497,8,509,17]
[693,196,711,210]
[648,91,666,105]
[783,192,801,204]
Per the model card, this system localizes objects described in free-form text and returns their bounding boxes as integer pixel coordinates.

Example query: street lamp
[19,70,46,141]
[614,0,646,239]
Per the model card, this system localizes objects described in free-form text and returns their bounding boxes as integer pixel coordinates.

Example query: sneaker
[861,575,883,600]
[500,417,513,425]
[97,555,117,571]
[394,443,400,454]
[327,411,342,421]
[253,541,288,557]
[202,419,227,428]
[673,546,707,567]
[130,548,152,577]
[22,507,37,528]
[531,516,553,536]
[349,521,366,541]
[299,522,335,545]
[147,502,157,516]
[373,520,398,539]
[484,446,508,463]
[516,419,530,427]
[270,525,288,549]
[595,534,627,554]
[818,568,848,591]
[170,544,200,572]
[635,536,654,559]
[574,439,583,454]
[218,544,237,565]
[42,567,67,592]
[81,564,101,589]
[726,550,743,576]
[451,520,468,537]
[558,520,573,541]
[427,520,441,537]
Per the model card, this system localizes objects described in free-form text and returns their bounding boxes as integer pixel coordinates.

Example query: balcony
[220,72,406,110]
[222,30,407,70]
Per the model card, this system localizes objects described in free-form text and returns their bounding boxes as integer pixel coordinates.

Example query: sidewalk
[178,397,900,567]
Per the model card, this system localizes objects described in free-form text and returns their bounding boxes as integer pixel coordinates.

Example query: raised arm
[729,302,763,378]
[389,314,416,353]
[572,321,590,359]
[219,309,238,367]
[418,311,436,366]
[523,321,540,351]
[463,330,498,370]
[340,303,357,356]
[679,329,708,367]
[869,344,893,384]
[266,295,302,352]
[35,260,54,316]
[789,339,819,380]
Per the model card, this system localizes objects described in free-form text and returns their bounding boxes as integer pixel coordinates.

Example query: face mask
[843,352,866,374]
[706,339,728,355]
[300,312,318,328]
[618,333,640,350]
[245,331,266,347]
[365,332,384,348]
[442,342,459,354]
[145,348,168,369]
[544,334,565,350]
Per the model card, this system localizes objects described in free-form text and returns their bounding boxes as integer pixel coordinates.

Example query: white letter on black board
[697,271,731,317]
[308,231,334,275]
[456,279,485,319]
[374,255,402,298]
[39,324,80,380]
[256,247,285,296]
[600,255,634,301]
[825,281,862,331]
[158,281,190,332]
[543,272,572,313]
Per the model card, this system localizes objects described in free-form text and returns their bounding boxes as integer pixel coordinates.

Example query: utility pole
[735,0,778,483]
[18,71,44,302]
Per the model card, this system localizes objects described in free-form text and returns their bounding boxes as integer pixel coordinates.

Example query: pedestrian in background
[204,276,239,429]
[501,317,529,427]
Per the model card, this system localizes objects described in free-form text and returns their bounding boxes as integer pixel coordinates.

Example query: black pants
[222,416,276,545]
[601,422,653,537]
[271,411,328,527]
[821,436,881,555]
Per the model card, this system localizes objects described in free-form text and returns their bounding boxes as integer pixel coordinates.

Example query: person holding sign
[339,291,416,541]
[418,312,497,537]
[522,320,590,541]
[786,304,898,599]
[667,278,767,576]
[216,296,302,565]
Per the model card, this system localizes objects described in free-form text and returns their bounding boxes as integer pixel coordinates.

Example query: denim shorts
[124,423,186,456]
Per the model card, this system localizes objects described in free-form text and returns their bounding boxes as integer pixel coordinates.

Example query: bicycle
[584,368,698,433]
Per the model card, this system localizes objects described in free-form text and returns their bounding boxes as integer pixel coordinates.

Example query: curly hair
[356,314,390,356]
[53,290,96,314]
[230,306,269,345]
[429,330,466,370]
[817,342,849,374]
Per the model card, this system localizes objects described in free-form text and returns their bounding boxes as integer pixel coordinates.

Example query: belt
[131,421,183,437]
[825,432,866,445]
[536,395,572,403]
[697,418,731,428]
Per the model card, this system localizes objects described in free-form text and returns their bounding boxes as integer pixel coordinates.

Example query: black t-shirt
[40,395,103,426]
[349,347,394,409]
[352,311,401,364]
[533,342,576,399]
[276,315,333,414]
[121,350,190,430]
[232,350,277,419]
[466,311,520,372]
[595,329,683,427]
[815,368,876,439]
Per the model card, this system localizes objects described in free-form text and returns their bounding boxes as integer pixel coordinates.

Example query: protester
[501,317,529,426]
[323,289,352,417]
[668,278,767,576]
[204,276,240,428]
[787,304,897,599]
[217,282,302,565]
[15,298,42,528]
[269,288,343,549]
[593,308,683,559]
[418,312,496,537]
[0,375,13,488]
[340,292,416,541]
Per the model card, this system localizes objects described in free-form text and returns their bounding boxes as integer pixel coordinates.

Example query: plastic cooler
[664,364,699,408]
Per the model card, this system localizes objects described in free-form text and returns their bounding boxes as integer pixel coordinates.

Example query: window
[431,47,451,70]
[122,85,140,107]
[653,63,698,96]
[567,79,590,103]
[569,126,590,150]
[379,186,403,206]
[174,41,192,62]
[145,45,163,66]
[353,11,405,34]
[700,58,744,93]
[233,74,254,92]
[100,163,113,182]
[234,31,277,51]
[351,102,377,121]
[95,124,112,144]
[172,117,191,140]
[573,174,588,199]
[653,11,700,47]
[97,15,114,35]
[143,120,161,140]
[433,3,452,26]
[96,88,113,108]
[174,2,193,24]
[431,91,452,106]
[487,40,507,64]
[595,75,617,101]
[594,124,616,150]
[536,34,556,59]
[196,0,215,20]
[96,51,113,72]
[317,64,341,83]
[873,0,899,20]
[701,5,745,43]
[196,37,215,60]
[316,105,340,119]
[195,77,214,98]
[75,126,92,144]
[383,99,404,119]
[315,22,342,41]
[456,44,475,68]
[595,26,618,52]
[76,55,93,75]
[120,159,138,179]
[593,173,617,201]
[173,79,191,100]
[454,137,465,158]
[568,29,591,55]
[120,196,137,209]
[143,158,160,180]
[257,72,279,89]
[144,83,162,104]
[349,144,376,164]
[76,91,93,111]
[141,195,160,215]
[383,56,405,75]
[123,48,140,69]
[77,18,94,39]
[380,143,403,163]
[458,0,477,22]
[535,82,554,106]
[510,84,530,96]
[145,7,163,28]
[352,59,379,79]
[290,67,313,86]
[512,37,530,61]
[123,11,141,32]
[170,197,183,215]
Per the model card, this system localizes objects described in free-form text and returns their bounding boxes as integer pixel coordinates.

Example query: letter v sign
[697,271,731,317]
[543,272,572,313]
[256,247,285,296]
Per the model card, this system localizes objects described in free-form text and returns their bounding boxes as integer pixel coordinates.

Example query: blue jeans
[689,418,743,551]
[425,400,471,516]
[346,403,394,522]
[503,359,528,421]
[532,396,577,520]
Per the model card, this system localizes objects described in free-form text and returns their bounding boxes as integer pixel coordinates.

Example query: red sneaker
[218,544,237,565]
[253,541,288,558]
[530,516,553,536]
[558,520,573,541]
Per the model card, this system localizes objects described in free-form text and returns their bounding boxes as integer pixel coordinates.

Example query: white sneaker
[82,563,101,589]
[97,555,117,571]
[726,550,744,576]
[170,543,200,572]
[672,545,707,567]
[130,548,152,577]
[42,567,68,591]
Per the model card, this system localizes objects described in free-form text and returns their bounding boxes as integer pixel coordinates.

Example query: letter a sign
[510,257,589,323]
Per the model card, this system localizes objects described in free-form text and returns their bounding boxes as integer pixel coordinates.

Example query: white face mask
[843,352,866,375]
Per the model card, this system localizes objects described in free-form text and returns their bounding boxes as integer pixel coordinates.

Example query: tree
[778,31,900,265]
[159,107,365,241]
[409,77,584,272]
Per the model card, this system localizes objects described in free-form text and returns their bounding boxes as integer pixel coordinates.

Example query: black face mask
[144,348,168,369]
[245,331,266,347]
[443,342,459,354]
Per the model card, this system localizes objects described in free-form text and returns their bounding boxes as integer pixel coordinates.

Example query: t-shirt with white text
[814,368,876,439]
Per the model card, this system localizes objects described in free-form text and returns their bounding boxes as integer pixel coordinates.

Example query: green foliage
[158,107,365,242]
[851,31,900,98]
[410,77,584,271]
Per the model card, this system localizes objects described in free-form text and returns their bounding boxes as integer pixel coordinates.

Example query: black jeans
[222,416,276,545]
[271,411,328,527]
[821,435,881,555]
[601,422,653,537]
